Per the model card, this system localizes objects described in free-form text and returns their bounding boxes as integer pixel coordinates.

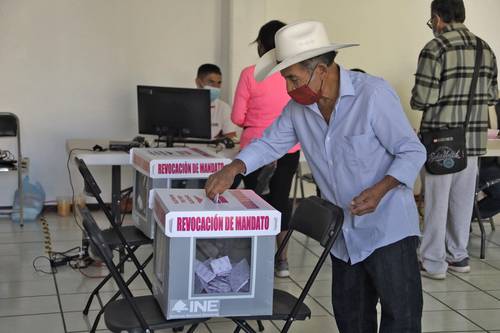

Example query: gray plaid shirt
[411,23,498,156]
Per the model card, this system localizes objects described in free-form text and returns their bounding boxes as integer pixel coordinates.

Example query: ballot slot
[191,237,254,298]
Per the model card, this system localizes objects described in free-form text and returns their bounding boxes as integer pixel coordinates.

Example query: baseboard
[0,203,105,213]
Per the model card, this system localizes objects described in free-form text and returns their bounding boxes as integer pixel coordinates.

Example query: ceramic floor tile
[272,315,340,333]
[0,256,54,282]
[422,293,449,311]
[0,278,56,298]
[421,275,478,292]
[296,279,331,297]
[5,211,500,332]
[64,309,107,332]
[457,309,500,331]
[487,260,500,270]
[288,265,331,283]
[421,310,482,332]
[458,275,500,291]
[0,295,59,317]
[430,291,500,310]
[488,290,500,300]
[470,248,500,261]
[0,313,65,332]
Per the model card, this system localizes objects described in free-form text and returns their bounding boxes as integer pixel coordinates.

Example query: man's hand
[205,159,246,199]
[350,176,400,216]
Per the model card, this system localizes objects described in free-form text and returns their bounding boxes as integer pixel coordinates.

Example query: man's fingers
[205,175,218,198]
[204,171,233,200]
[351,191,370,205]
[351,199,377,215]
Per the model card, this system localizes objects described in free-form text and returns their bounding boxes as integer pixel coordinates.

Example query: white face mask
[203,85,220,102]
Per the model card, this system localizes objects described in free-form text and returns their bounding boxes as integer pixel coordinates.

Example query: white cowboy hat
[254,20,358,82]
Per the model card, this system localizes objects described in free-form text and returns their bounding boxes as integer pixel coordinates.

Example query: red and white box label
[130,147,232,179]
[150,189,281,237]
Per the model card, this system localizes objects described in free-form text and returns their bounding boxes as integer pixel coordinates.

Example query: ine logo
[171,299,220,316]
[172,300,188,313]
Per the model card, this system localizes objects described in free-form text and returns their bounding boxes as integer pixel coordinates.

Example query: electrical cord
[33,255,55,275]
[75,260,108,279]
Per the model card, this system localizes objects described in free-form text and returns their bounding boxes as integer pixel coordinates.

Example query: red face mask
[288,67,323,105]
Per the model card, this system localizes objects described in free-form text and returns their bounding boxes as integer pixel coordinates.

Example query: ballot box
[131,147,231,238]
[150,188,281,319]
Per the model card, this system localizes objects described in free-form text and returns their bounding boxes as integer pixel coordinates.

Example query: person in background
[231,20,301,278]
[195,64,238,140]
[172,64,238,190]
[411,0,498,279]
[207,20,426,332]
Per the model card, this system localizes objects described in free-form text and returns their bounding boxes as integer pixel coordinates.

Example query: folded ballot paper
[194,257,251,294]
[150,188,282,238]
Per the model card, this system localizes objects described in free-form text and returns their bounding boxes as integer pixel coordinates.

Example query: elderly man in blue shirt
[206,21,426,333]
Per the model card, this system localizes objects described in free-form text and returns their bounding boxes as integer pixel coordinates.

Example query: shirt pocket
[343,133,380,165]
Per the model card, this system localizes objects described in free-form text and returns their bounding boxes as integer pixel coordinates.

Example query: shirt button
[328,160,333,166]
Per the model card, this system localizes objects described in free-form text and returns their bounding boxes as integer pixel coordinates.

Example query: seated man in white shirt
[195,64,238,140]
[172,64,239,190]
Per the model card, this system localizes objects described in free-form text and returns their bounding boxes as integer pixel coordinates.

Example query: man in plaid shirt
[411,0,498,279]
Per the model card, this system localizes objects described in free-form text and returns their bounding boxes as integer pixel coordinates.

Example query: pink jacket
[231,65,300,153]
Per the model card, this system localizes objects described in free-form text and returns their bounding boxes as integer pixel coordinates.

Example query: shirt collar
[305,65,355,113]
[442,23,469,34]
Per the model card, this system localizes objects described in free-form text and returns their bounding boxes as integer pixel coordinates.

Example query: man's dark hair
[254,20,286,54]
[197,63,222,79]
[299,51,338,72]
[431,0,466,23]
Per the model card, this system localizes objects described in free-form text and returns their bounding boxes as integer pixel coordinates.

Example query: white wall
[0,0,223,204]
[261,0,500,128]
[1,0,498,204]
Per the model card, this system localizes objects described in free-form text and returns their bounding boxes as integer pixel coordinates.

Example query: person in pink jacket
[232,20,301,278]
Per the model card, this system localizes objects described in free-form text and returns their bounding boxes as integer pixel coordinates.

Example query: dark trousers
[331,236,422,333]
[243,151,300,230]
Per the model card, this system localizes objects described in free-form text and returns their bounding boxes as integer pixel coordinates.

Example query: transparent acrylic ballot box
[130,147,231,238]
[150,188,281,319]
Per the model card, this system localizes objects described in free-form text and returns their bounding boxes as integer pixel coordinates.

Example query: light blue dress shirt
[237,66,426,264]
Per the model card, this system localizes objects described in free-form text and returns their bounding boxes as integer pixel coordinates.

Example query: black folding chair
[80,207,207,333]
[75,157,154,331]
[231,196,343,333]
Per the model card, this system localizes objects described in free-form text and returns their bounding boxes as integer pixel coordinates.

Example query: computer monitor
[137,85,211,140]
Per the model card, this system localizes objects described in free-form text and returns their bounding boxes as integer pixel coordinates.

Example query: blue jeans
[331,236,422,333]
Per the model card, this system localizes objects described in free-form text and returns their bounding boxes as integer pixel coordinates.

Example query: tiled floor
[2,210,500,332]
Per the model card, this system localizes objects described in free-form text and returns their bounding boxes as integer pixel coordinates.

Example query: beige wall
[227,0,500,127]
[0,0,498,203]
[262,0,500,128]
[0,0,223,204]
